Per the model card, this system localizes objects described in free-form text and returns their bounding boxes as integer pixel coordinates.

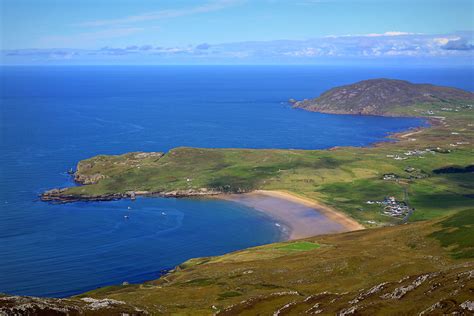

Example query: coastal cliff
[292,78,473,115]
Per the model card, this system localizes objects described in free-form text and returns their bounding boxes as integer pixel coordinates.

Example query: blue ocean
[0,66,472,297]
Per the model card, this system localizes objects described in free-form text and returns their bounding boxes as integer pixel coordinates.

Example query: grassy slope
[64,101,474,226]
[78,210,474,315]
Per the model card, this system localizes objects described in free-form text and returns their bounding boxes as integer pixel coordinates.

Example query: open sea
[0,66,472,297]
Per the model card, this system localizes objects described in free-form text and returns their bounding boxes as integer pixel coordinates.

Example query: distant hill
[292,78,474,115]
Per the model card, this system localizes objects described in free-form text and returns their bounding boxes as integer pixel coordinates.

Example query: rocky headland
[291,78,473,115]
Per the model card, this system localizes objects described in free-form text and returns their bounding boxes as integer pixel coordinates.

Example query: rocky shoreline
[40,187,223,203]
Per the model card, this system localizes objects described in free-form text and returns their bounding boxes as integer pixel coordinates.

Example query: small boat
[127,206,131,210]
[161,212,166,216]
[67,168,74,175]
[124,215,129,219]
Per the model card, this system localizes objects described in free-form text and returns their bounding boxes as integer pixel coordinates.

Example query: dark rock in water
[293,78,474,115]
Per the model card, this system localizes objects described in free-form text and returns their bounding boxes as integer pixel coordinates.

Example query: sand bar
[220,190,364,240]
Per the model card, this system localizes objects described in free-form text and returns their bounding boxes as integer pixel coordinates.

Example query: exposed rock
[381,273,433,300]
[40,189,127,203]
[460,300,474,311]
[132,152,163,159]
[80,297,125,310]
[337,306,357,315]
[0,294,147,315]
[40,188,223,203]
[73,152,164,185]
[349,282,388,304]
[74,173,106,185]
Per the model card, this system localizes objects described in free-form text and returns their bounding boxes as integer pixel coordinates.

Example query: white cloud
[433,36,460,45]
[325,31,421,38]
[4,31,473,64]
[366,31,418,37]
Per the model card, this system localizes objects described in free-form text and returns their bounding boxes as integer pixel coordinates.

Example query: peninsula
[41,79,473,226]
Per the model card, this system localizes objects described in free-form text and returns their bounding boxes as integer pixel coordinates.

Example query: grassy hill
[292,78,473,115]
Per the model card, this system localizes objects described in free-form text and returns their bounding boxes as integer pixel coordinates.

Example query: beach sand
[221,190,364,240]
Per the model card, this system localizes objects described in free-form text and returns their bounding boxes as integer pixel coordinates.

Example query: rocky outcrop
[73,161,107,185]
[73,152,164,185]
[40,188,128,203]
[0,295,148,315]
[293,78,474,115]
[217,266,474,316]
[40,188,223,203]
[74,173,105,185]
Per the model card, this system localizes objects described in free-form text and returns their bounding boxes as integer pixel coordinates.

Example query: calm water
[0,66,471,297]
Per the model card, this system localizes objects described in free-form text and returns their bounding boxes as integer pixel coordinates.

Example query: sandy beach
[221,190,364,240]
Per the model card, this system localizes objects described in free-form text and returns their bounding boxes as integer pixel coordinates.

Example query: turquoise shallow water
[0,66,471,297]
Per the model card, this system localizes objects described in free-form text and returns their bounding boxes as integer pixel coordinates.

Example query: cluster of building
[386,147,455,161]
[386,149,431,160]
[424,103,473,116]
[440,107,460,112]
[382,173,398,181]
[450,141,470,147]
[441,104,473,112]
[387,154,407,160]
[366,196,413,218]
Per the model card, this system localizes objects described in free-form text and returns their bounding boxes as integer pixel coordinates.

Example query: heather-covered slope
[2,210,472,315]
[75,209,473,315]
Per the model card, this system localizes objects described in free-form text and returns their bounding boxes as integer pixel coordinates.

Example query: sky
[1,0,473,65]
